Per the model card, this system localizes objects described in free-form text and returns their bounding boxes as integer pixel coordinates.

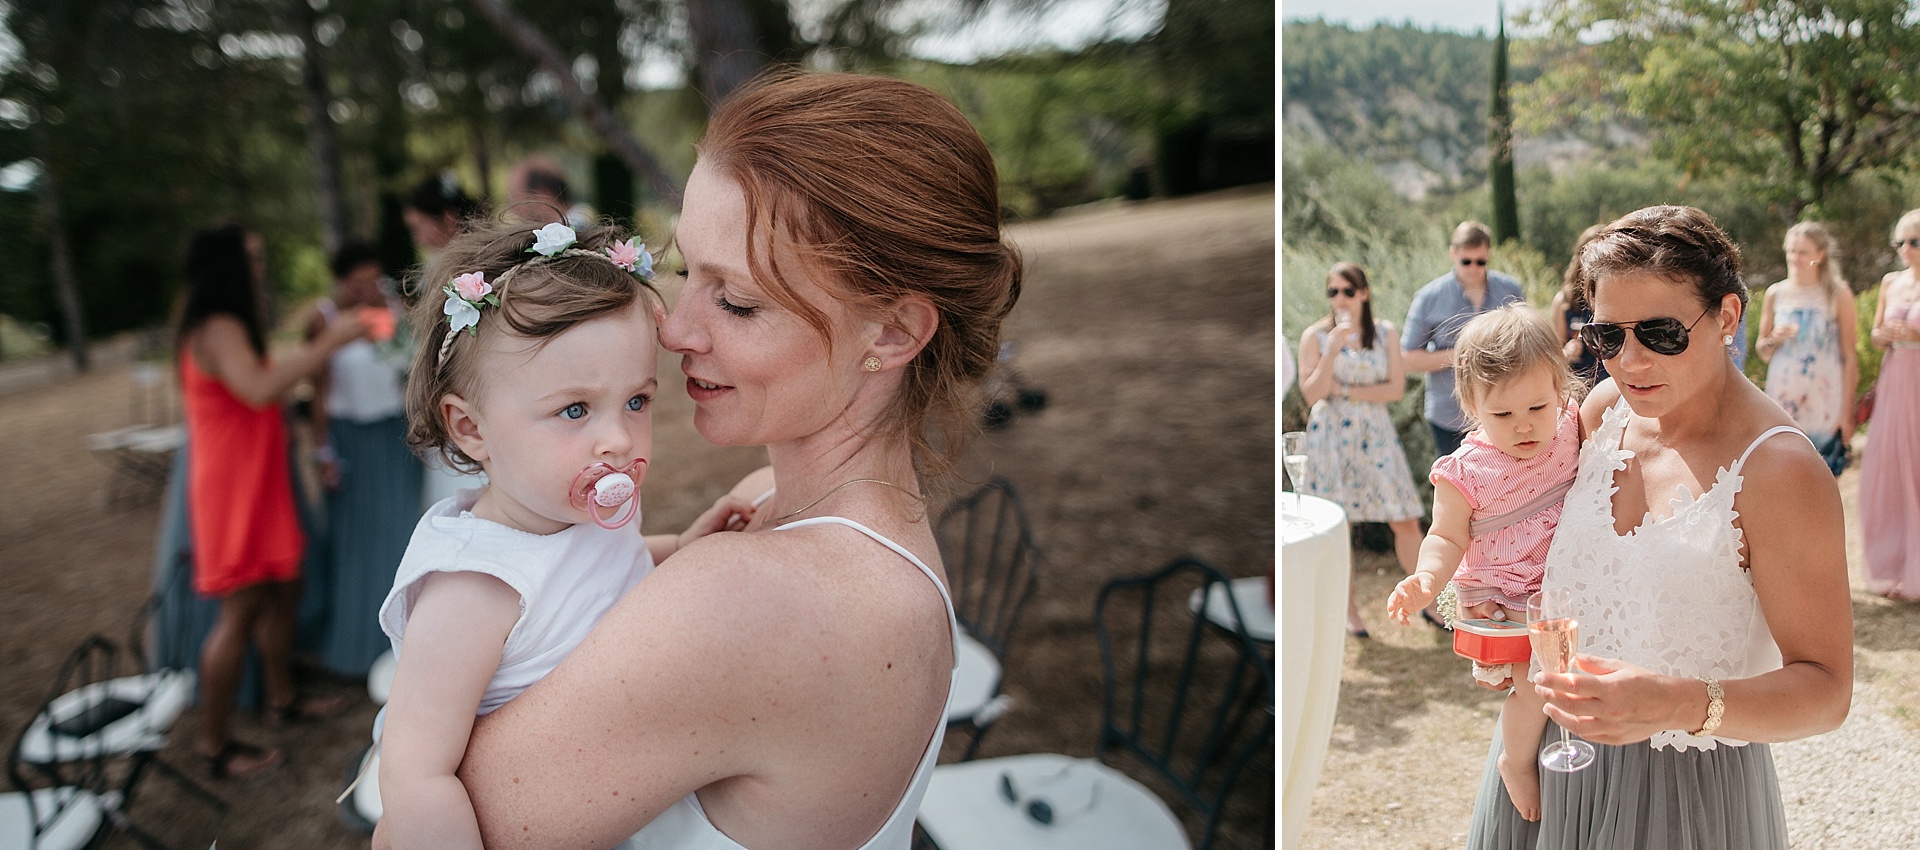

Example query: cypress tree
[1489,4,1519,244]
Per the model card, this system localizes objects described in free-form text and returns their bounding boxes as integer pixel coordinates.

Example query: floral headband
[437,222,656,367]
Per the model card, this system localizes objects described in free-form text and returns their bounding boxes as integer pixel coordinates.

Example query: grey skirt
[1466,721,1787,850]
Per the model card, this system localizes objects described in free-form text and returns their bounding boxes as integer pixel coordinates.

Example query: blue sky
[1281,0,1531,35]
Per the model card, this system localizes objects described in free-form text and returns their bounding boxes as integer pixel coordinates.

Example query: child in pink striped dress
[1386,305,1581,824]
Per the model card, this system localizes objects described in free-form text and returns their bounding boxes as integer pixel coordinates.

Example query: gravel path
[1777,677,1920,846]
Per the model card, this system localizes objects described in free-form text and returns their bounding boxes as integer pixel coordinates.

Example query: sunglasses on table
[1896,238,1920,250]
[1578,306,1714,359]
[998,768,1101,827]
[1457,258,1489,267]
[1326,286,1361,298]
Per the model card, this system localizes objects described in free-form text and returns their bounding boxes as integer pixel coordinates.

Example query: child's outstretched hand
[1386,573,1439,626]
[676,494,758,551]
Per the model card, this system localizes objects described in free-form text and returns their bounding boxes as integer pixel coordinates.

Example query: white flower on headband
[606,239,655,281]
[530,222,576,257]
[443,271,499,336]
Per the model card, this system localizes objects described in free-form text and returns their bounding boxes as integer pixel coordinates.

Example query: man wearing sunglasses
[1403,221,1526,457]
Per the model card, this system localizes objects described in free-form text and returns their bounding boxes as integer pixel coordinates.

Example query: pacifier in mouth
[568,458,648,529]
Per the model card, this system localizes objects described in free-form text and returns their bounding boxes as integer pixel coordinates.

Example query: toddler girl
[374,219,752,850]
[1385,304,1582,823]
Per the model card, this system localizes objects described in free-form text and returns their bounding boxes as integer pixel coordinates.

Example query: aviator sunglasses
[1326,285,1361,298]
[1578,306,1714,359]
[1457,257,1489,267]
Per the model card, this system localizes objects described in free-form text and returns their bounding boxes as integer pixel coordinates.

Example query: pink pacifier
[568,458,648,529]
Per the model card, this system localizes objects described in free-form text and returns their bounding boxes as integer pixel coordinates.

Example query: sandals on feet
[264,694,349,726]
[202,740,284,780]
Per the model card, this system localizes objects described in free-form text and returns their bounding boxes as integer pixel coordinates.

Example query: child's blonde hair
[405,216,661,472]
[1451,304,1578,424]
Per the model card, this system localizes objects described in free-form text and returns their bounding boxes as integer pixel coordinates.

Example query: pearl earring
[862,356,882,372]
[1724,335,1734,345]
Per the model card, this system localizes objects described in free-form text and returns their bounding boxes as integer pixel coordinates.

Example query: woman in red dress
[175,226,367,777]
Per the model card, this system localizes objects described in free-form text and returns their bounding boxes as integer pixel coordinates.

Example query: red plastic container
[1451,618,1532,666]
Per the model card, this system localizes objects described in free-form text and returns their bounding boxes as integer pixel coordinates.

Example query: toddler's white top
[379,490,653,714]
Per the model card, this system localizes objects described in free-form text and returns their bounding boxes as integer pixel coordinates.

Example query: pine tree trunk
[295,0,347,254]
[31,112,86,372]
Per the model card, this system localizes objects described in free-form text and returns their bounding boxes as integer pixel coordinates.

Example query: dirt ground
[0,186,1276,849]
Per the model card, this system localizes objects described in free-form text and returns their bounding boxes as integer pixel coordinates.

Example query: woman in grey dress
[1467,205,1853,849]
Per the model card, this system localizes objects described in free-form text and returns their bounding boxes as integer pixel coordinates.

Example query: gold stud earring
[863,356,882,372]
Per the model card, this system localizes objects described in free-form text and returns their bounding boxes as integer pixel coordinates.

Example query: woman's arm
[1535,435,1852,745]
[1754,286,1781,363]
[1385,477,1470,625]
[1836,286,1860,441]
[302,309,341,488]
[1344,323,1406,404]
[189,313,367,410]
[379,571,521,850]
[1869,275,1896,350]
[1296,324,1338,405]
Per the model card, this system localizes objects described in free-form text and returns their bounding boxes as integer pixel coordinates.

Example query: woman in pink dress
[1860,209,1920,599]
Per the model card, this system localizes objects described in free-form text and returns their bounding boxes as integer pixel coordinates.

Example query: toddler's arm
[647,493,759,563]
[380,570,520,850]
[1387,478,1472,625]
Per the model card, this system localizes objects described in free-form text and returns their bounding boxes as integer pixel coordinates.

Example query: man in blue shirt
[1402,221,1527,457]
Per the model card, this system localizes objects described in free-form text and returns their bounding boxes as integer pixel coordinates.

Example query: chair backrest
[8,636,115,844]
[933,477,1041,659]
[1094,557,1274,850]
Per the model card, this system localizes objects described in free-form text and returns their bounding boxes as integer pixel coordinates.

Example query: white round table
[1280,493,1349,850]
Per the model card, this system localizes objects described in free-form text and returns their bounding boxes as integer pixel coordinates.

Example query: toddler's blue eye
[562,403,586,420]
[627,395,649,412]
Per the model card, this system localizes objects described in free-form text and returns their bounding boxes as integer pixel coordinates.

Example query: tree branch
[464,0,681,201]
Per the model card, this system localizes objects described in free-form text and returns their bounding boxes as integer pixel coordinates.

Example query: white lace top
[1542,402,1802,751]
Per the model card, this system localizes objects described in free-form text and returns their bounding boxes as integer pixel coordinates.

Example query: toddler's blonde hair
[1451,304,1578,425]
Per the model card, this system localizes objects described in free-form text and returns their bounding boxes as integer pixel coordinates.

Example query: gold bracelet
[1693,677,1725,736]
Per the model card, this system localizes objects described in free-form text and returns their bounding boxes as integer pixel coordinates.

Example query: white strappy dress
[619,516,958,850]
[1467,402,1806,850]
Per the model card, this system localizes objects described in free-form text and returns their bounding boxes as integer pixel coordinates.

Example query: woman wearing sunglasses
[1296,262,1426,638]
[1754,222,1858,475]
[1466,205,1852,850]
[1860,209,1920,600]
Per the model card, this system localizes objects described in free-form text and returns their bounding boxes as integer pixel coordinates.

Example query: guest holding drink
[302,241,423,677]
[1860,209,1920,600]
[1547,225,1607,390]
[1467,206,1852,850]
[1298,262,1425,638]
[1755,221,1858,475]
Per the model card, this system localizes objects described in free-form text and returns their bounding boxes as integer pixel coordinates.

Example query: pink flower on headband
[607,239,640,272]
[452,272,491,302]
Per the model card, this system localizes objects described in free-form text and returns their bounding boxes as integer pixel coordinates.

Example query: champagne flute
[1282,431,1308,515]
[1528,588,1596,772]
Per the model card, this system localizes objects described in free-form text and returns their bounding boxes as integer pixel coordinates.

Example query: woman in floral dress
[1297,262,1426,637]
[1755,221,1857,475]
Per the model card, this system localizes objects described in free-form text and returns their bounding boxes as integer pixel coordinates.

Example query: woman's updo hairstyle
[1579,205,1747,318]
[696,69,1023,474]
[404,217,660,472]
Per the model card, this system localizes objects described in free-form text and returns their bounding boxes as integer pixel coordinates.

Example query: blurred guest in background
[175,225,366,777]
[1756,221,1857,475]
[1860,209,1920,599]
[303,241,422,678]
[1549,225,1608,392]
[507,154,593,227]
[403,173,484,254]
[1403,221,1526,457]
[404,175,489,512]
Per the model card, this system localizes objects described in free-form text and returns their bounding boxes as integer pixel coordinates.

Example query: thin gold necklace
[769,478,921,525]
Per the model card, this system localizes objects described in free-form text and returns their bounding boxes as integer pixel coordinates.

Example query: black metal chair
[933,478,1042,761]
[3,637,117,850]
[915,557,1274,850]
[12,634,224,850]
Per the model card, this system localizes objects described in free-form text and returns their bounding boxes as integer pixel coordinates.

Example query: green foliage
[1280,133,1422,248]
[1517,0,1920,219]
[1488,11,1517,243]
[912,51,1163,217]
